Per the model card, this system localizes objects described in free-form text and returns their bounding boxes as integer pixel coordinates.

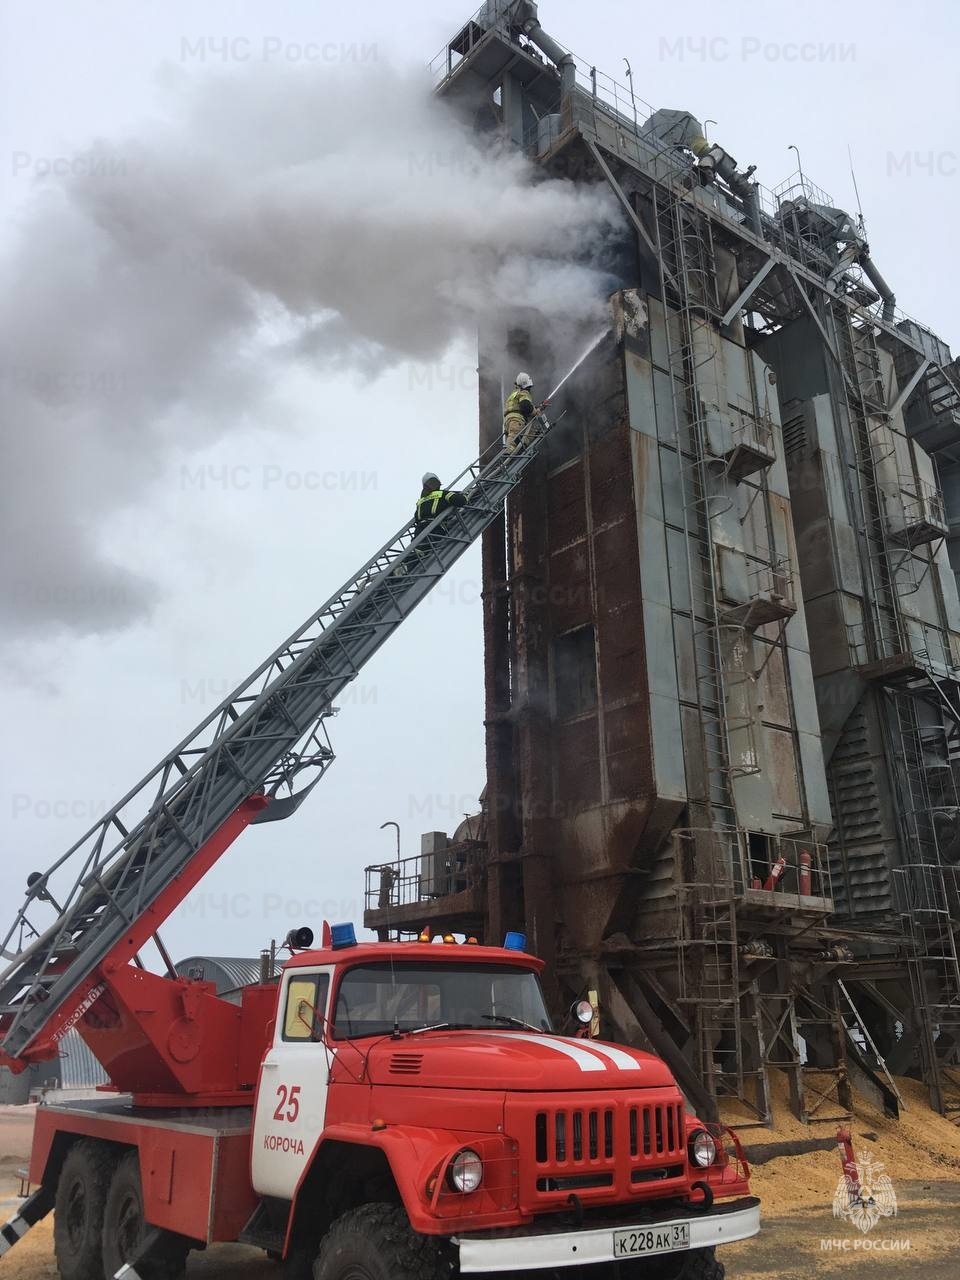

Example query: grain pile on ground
[721,1068,960,1214]
[721,1069,960,1277]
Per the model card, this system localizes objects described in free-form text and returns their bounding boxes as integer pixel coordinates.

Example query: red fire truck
[0,418,758,1278]
[11,926,758,1280]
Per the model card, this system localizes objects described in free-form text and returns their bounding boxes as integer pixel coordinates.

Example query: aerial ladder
[0,412,557,1087]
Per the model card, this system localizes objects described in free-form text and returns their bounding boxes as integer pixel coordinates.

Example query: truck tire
[679,1247,724,1280]
[631,1246,724,1280]
[54,1140,116,1280]
[683,1248,724,1280]
[313,1204,454,1280]
[101,1151,189,1280]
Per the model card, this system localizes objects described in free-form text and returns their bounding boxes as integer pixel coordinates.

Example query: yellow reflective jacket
[504,387,535,420]
[415,488,466,530]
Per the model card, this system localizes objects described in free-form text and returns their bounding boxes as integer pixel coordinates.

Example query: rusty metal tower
[364,1,960,1126]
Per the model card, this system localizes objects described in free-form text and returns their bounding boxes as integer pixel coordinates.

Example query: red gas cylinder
[799,850,813,896]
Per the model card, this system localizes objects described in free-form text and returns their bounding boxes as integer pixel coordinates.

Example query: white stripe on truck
[485,1032,607,1071]
[554,1036,645,1071]
[486,1032,646,1072]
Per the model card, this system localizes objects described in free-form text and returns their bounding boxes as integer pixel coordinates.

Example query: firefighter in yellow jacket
[503,371,539,453]
[415,472,467,532]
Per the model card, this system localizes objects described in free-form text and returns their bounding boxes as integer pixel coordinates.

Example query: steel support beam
[721,256,776,327]
[577,108,952,385]
[611,967,718,1121]
[585,140,679,291]
[886,358,930,422]
[786,267,859,398]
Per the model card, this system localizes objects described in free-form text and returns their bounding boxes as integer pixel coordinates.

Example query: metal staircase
[0,416,556,1066]
[677,875,770,1124]
[892,346,960,456]
[896,862,960,1121]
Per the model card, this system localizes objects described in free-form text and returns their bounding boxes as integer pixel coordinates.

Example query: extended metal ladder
[0,417,555,1065]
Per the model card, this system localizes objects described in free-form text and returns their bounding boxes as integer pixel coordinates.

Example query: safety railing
[770,170,835,210]
[428,5,488,84]
[846,618,957,673]
[893,862,960,919]
[676,827,832,904]
[897,477,948,536]
[364,844,486,914]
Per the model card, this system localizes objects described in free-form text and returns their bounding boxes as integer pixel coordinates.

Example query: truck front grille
[535,1107,616,1163]
[509,1093,688,1207]
[627,1102,685,1158]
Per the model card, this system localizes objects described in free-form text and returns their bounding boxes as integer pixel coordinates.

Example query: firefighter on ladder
[394,473,467,578]
[415,472,467,531]
[503,371,544,453]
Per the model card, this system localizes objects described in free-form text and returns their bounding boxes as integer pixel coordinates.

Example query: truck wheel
[313,1204,454,1280]
[54,1140,116,1280]
[101,1151,189,1280]
[631,1247,724,1280]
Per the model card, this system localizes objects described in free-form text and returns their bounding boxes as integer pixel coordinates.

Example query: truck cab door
[252,967,332,1199]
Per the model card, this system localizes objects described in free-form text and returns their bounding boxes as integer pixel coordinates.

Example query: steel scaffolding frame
[887,680,960,1119]
[675,827,838,1126]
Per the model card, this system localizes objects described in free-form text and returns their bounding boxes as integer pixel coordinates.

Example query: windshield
[331,961,553,1039]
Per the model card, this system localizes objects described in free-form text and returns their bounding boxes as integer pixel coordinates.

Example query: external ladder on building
[0,415,555,1067]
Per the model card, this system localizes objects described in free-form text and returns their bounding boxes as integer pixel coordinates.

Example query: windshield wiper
[481,1013,544,1032]
[403,1016,545,1036]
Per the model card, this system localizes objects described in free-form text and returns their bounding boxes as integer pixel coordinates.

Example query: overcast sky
[1,0,957,970]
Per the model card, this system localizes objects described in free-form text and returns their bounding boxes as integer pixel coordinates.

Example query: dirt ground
[2,1076,959,1278]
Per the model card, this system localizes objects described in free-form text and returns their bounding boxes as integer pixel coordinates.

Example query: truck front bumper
[455,1196,760,1273]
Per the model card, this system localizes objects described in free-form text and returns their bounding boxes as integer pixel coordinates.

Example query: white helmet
[421,471,441,487]
[515,371,534,390]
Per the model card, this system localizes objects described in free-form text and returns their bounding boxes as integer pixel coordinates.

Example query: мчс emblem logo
[832,1132,897,1235]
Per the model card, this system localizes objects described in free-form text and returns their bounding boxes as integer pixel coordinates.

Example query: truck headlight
[688,1130,717,1168]
[572,999,594,1025]
[448,1148,483,1193]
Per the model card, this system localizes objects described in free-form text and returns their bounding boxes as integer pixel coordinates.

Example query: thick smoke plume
[1,63,620,638]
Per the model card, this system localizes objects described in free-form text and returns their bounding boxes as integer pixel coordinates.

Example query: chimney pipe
[860,254,897,324]
[522,18,576,99]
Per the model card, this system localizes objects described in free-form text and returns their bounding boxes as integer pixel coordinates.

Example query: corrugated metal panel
[0,1061,42,1103]
[827,701,893,916]
[174,956,263,994]
[58,1028,109,1090]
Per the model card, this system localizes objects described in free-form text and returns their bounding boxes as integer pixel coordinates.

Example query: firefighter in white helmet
[415,471,467,533]
[503,372,541,454]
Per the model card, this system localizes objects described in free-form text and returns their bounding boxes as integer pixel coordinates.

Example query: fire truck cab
[19,930,758,1280]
